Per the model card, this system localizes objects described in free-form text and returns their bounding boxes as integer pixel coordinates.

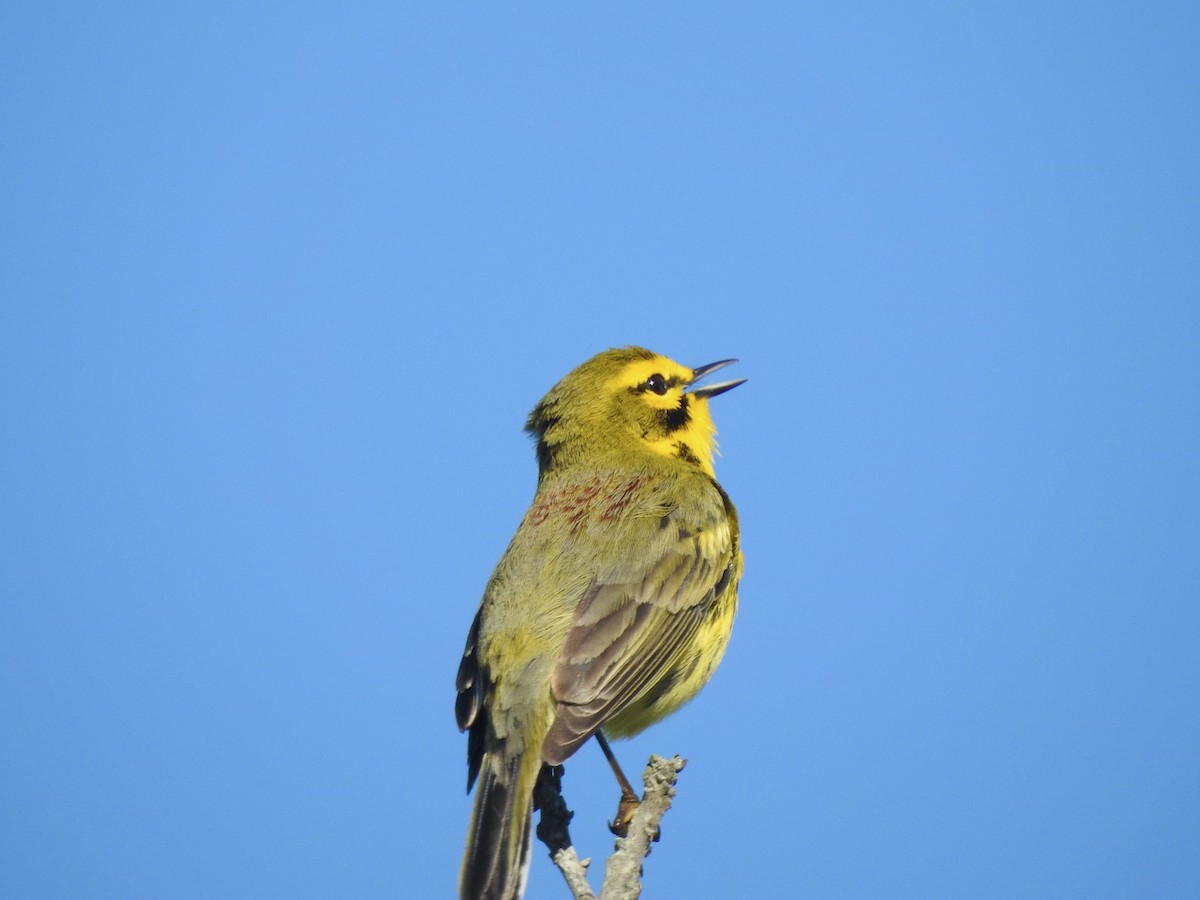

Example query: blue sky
[2,3,1198,898]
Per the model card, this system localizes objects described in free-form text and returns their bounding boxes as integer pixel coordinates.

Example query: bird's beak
[688,359,746,399]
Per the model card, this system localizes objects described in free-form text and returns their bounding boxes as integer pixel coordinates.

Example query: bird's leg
[594,731,640,837]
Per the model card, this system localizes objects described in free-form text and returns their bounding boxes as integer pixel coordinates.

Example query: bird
[455,346,744,900]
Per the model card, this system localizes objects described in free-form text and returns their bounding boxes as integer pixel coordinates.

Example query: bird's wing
[455,606,487,791]
[541,503,733,764]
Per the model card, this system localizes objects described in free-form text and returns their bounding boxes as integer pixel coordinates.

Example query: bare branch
[551,846,597,900]
[534,755,686,900]
[599,755,685,900]
[535,765,596,900]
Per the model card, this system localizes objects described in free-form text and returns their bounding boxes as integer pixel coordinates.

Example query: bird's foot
[607,786,640,837]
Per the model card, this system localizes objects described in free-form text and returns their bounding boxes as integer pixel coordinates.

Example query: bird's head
[525,347,744,478]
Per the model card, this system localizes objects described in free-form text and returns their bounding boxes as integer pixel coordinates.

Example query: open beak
[687,359,746,399]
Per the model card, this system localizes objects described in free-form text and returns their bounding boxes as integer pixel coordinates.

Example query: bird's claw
[608,790,640,837]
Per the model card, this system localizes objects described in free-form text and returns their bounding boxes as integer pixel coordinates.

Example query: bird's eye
[643,373,668,395]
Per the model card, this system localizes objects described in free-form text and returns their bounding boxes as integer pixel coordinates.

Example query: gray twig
[535,755,686,900]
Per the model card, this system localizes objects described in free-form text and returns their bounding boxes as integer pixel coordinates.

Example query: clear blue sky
[2,4,1197,898]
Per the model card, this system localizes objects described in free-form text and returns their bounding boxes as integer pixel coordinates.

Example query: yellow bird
[455,347,744,900]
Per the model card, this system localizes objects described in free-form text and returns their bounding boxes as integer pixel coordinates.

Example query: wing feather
[541,516,729,764]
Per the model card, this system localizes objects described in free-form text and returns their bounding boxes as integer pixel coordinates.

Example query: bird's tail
[459,749,542,900]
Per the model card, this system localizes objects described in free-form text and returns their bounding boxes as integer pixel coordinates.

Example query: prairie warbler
[455,347,744,900]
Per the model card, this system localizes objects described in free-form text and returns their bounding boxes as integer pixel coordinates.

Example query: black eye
[643,373,668,395]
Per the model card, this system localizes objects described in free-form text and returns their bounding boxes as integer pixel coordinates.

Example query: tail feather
[459,752,539,900]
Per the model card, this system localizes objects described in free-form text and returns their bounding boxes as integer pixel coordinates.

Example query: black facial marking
[674,441,701,466]
[663,395,690,431]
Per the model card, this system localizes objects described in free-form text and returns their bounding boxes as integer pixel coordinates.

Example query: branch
[599,755,685,900]
[535,755,687,900]
[534,765,595,900]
